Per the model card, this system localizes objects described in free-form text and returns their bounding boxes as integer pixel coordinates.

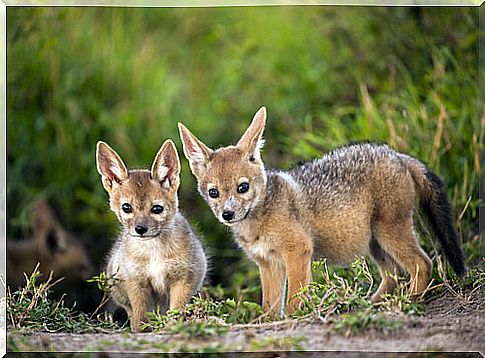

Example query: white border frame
[2,0,484,6]
[1,1,6,356]
[0,2,482,356]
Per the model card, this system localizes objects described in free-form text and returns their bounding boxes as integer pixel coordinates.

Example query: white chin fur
[223,221,237,227]
[221,218,246,227]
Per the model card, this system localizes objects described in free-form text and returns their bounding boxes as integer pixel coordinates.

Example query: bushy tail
[401,155,467,276]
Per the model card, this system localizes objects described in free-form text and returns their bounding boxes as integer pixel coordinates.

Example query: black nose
[222,211,235,221]
[135,225,148,235]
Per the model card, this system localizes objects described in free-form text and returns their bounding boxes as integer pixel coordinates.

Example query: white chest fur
[147,256,167,293]
[243,239,273,261]
[118,238,172,294]
[233,225,281,265]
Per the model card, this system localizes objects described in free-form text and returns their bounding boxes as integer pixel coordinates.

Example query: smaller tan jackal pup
[178,107,466,318]
[96,140,207,332]
[7,198,94,290]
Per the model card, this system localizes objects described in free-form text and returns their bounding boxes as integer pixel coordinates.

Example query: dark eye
[237,182,250,193]
[121,203,132,213]
[151,205,164,214]
[208,188,219,198]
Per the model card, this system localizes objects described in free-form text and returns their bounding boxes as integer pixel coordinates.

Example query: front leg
[169,276,197,311]
[257,259,286,318]
[125,282,151,332]
[281,235,313,315]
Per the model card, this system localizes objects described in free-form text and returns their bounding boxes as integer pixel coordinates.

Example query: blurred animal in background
[7,199,95,293]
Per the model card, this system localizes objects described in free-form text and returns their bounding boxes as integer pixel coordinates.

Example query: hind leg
[373,217,432,298]
[369,238,403,303]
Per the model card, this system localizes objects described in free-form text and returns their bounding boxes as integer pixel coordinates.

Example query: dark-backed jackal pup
[96,140,207,332]
[178,107,466,317]
[7,199,94,290]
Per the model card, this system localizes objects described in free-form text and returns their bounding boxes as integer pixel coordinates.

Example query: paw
[370,292,384,304]
[286,296,304,315]
[130,319,149,333]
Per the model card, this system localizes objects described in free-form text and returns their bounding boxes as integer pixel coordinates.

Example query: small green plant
[86,270,120,317]
[334,310,402,337]
[292,258,373,320]
[6,264,121,333]
[454,260,485,293]
[374,283,426,316]
[87,270,120,292]
[143,295,267,333]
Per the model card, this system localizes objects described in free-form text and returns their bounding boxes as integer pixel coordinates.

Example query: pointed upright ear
[33,199,57,235]
[33,199,67,254]
[237,106,266,161]
[96,141,129,192]
[151,139,181,190]
[178,123,213,178]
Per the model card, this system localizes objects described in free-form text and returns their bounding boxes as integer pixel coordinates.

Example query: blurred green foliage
[7,7,480,300]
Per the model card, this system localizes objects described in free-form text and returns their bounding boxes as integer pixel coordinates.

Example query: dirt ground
[7,289,484,355]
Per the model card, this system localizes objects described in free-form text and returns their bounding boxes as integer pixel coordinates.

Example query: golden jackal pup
[178,107,466,317]
[96,140,207,332]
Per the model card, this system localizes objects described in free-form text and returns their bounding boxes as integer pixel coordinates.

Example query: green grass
[113,257,481,335]
[141,294,267,333]
[6,255,484,353]
[6,265,122,334]
[290,258,426,335]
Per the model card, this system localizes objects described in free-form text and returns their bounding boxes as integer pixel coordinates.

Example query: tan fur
[96,140,207,332]
[178,107,447,317]
[7,199,94,290]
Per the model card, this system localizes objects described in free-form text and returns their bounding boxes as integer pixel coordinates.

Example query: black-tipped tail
[420,171,467,276]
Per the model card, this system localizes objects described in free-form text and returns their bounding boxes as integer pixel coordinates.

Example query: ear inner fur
[177,123,214,177]
[236,106,266,160]
[151,140,181,189]
[96,141,129,188]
